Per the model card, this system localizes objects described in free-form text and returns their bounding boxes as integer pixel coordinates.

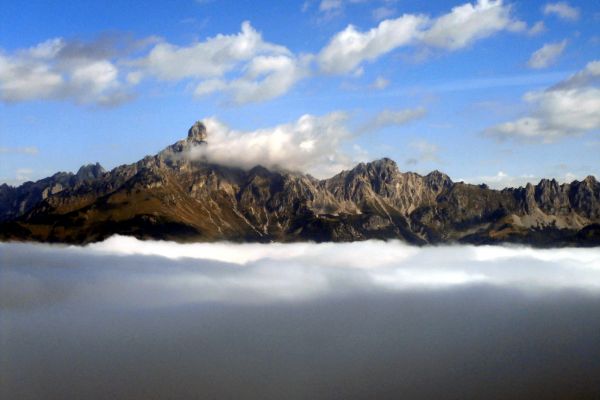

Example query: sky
[0,0,598,187]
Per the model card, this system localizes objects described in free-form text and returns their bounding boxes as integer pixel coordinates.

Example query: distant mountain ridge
[1,121,599,246]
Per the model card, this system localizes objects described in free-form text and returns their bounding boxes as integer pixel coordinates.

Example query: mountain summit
[1,122,599,246]
[187,121,208,143]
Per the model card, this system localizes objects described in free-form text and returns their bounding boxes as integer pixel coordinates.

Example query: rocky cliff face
[1,122,599,246]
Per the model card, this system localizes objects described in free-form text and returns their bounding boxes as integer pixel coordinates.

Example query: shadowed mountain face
[1,122,599,246]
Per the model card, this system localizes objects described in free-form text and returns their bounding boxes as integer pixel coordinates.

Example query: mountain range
[1,121,599,246]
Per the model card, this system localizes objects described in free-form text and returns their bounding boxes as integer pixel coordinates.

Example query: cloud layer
[185,113,357,177]
[2,238,600,399]
[3,236,599,307]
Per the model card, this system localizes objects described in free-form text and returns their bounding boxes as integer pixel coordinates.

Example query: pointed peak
[363,157,399,172]
[426,169,452,182]
[188,121,208,143]
[425,169,453,191]
[76,163,105,181]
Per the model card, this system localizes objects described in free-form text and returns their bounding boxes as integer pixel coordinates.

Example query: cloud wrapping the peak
[486,60,600,142]
[186,112,360,178]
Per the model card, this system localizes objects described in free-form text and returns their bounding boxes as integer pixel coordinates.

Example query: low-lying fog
[2,237,600,399]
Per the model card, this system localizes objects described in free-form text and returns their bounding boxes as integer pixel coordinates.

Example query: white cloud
[15,168,34,182]
[406,139,440,165]
[185,112,359,178]
[194,54,311,104]
[317,14,427,74]
[319,0,343,12]
[135,21,304,104]
[486,60,600,142]
[527,40,567,69]
[552,60,600,89]
[422,0,525,50]
[0,146,39,155]
[370,76,390,89]
[48,236,600,296]
[543,2,580,21]
[313,0,372,17]
[0,38,133,105]
[528,21,546,36]
[359,107,427,133]
[372,6,395,21]
[136,22,289,81]
[317,0,525,74]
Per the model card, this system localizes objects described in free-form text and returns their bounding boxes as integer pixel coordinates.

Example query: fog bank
[2,238,600,399]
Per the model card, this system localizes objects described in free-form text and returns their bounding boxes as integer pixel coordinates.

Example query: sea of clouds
[2,237,600,399]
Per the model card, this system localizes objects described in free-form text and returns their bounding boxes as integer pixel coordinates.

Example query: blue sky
[0,0,598,187]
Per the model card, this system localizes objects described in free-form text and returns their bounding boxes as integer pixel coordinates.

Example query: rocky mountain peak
[76,163,106,182]
[425,170,453,192]
[358,158,399,177]
[188,121,208,143]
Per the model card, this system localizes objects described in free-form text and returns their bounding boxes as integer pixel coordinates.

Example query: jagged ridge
[1,122,599,246]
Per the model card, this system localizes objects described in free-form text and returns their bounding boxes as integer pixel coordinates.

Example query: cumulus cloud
[0,3,536,106]
[0,23,302,106]
[0,38,135,105]
[486,60,600,142]
[133,21,305,104]
[194,54,311,104]
[543,2,580,21]
[317,14,427,74]
[358,107,426,133]
[135,22,289,81]
[527,40,567,69]
[186,112,359,178]
[317,0,526,74]
[421,0,525,50]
